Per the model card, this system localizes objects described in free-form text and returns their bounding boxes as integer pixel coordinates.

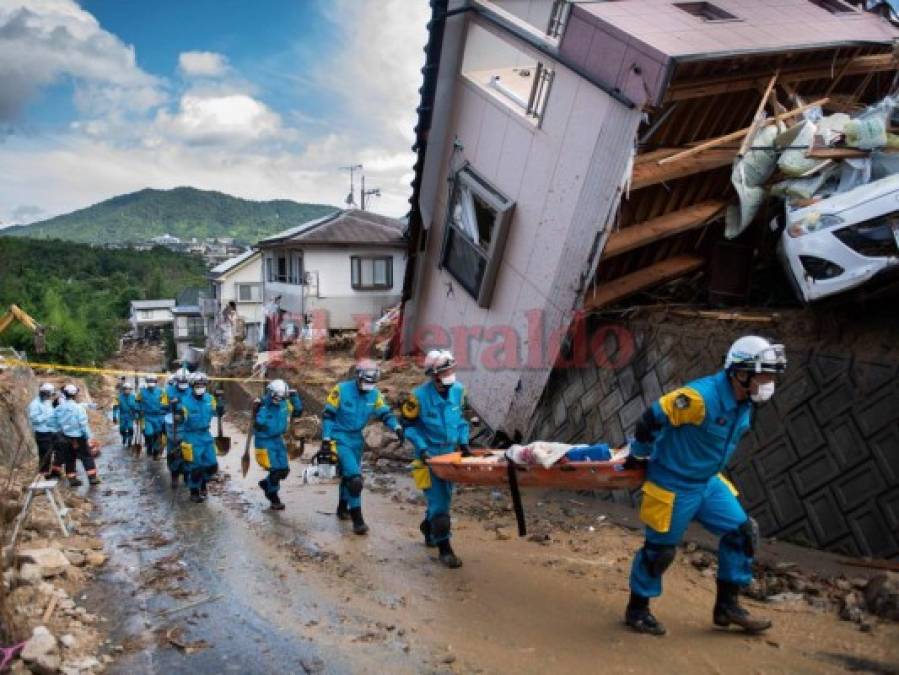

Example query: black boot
[336,499,350,521]
[68,476,83,488]
[170,472,180,489]
[269,493,285,511]
[625,592,666,636]
[190,488,203,503]
[349,507,369,535]
[437,540,462,568]
[419,519,435,547]
[714,581,771,633]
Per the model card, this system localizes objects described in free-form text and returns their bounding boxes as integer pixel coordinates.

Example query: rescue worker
[162,368,190,488]
[113,381,139,447]
[623,336,787,636]
[253,379,303,510]
[138,375,167,460]
[175,372,223,503]
[322,358,403,535]
[55,383,100,486]
[27,383,62,478]
[401,350,470,568]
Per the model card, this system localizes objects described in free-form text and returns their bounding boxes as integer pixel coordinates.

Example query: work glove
[459,444,472,458]
[622,443,646,471]
[394,426,405,444]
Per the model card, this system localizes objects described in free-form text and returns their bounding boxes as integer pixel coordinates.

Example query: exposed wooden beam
[584,255,705,310]
[666,54,896,102]
[807,146,899,159]
[631,147,736,189]
[602,201,726,259]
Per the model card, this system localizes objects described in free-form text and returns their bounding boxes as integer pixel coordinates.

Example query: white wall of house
[263,246,406,330]
[211,255,264,345]
[405,13,641,437]
[129,306,174,337]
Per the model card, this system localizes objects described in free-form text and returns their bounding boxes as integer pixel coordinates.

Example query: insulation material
[774,164,838,200]
[777,121,828,177]
[845,117,888,150]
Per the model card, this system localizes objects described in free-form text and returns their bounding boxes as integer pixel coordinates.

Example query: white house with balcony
[172,287,208,362]
[128,299,175,340]
[257,209,407,331]
[204,249,264,346]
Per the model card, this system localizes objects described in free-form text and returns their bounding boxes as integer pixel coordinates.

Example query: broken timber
[631,147,734,189]
[584,255,705,310]
[602,201,726,259]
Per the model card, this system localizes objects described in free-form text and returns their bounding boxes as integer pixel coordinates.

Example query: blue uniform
[28,397,59,433]
[255,392,303,499]
[162,381,188,478]
[401,381,469,544]
[322,380,400,510]
[177,392,223,491]
[29,396,62,475]
[138,386,167,456]
[55,397,97,480]
[115,392,139,441]
[629,370,754,598]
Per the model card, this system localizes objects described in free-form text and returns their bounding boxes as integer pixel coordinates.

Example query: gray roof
[208,249,259,277]
[258,209,406,247]
[131,299,175,309]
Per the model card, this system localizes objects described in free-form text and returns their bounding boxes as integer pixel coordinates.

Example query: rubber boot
[269,493,285,511]
[199,483,208,499]
[170,472,180,489]
[419,519,435,547]
[88,475,101,486]
[336,499,350,521]
[68,476,83,488]
[437,540,462,568]
[349,507,369,535]
[625,592,666,636]
[190,488,203,503]
[713,581,772,633]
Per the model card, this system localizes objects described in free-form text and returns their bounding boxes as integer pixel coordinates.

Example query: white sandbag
[738,123,781,187]
[725,156,767,239]
[816,113,851,145]
[777,121,828,177]
[845,117,888,150]
[506,441,573,469]
[774,164,838,200]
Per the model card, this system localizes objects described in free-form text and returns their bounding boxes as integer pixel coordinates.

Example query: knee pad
[431,513,451,539]
[346,475,363,497]
[642,544,677,577]
[272,468,290,481]
[723,517,759,557]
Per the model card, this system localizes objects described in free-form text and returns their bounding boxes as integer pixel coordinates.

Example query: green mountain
[1,186,338,244]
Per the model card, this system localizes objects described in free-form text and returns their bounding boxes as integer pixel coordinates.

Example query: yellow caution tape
[0,358,267,383]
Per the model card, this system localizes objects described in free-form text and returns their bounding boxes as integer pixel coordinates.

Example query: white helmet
[39,383,55,396]
[355,359,380,385]
[724,336,786,374]
[123,382,134,391]
[62,384,78,398]
[267,379,288,399]
[189,372,209,387]
[424,349,455,375]
[146,375,158,384]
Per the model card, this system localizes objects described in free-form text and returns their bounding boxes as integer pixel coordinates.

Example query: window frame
[351,255,394,291]
[234,282,262,303]
[439,165,514,308]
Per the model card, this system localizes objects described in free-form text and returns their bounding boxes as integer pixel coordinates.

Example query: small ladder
[8,479,71,549]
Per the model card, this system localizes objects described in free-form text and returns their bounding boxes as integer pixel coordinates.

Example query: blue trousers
[256,437,289,497]
[424,474,454,543]
[119,416,135,440]
[165,421,184,476]
[182,434,217,491]
[336,434,364,509]
[629,471,751,598]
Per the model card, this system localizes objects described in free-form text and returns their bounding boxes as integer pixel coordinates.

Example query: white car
[778,173,899,303]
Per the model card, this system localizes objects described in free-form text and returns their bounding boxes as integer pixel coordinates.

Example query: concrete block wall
[529,310,899,559]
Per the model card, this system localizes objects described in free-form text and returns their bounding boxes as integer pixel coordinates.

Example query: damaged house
[401,0,899,558]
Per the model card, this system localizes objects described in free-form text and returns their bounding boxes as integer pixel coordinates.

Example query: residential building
[402,0,898,438]
[257,209,406,330]
[172,287,208,362]
[128,299,175,340]
[203,249,264,346]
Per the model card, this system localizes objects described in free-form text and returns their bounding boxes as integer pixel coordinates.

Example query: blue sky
[0,0,430,224]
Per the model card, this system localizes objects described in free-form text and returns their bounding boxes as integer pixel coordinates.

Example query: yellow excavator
[0,304,46,354]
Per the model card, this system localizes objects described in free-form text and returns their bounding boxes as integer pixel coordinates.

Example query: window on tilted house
[673,2,740,21]
[351,256,393,291]
[235,283,262,302]
[807,0,855,13]
[439,166,514,308]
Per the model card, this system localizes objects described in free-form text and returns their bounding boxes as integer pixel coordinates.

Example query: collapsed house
[401,0,899,558]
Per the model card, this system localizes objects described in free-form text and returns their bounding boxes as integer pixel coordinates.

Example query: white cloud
[0,0,165,122]
[152,93,287,147]
[178,51,229,78]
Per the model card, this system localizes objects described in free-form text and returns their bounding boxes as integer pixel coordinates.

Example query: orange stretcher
[426,450,645,491]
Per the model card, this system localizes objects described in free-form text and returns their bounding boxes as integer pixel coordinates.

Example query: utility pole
[361,174,382,212]
[340,164,363,208]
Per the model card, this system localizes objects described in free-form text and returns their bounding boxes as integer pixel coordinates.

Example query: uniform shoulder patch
[326,386,341,408]
[674,393,691,410]
[401,393,420,419]
[659,386,706,427]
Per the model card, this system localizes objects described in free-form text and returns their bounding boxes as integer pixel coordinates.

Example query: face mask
[177,383,189,391]
[147,383,156,389]
[751,381,775,403]
[359,382,374,392]
[194,386,207,396]
[439,373,456,386]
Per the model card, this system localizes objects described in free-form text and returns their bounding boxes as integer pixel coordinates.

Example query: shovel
[241,398,261,477]
[131,418,143,457]
[215,409,231,456]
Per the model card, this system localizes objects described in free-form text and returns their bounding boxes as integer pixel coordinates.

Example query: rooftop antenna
[360,174,381,211]
[340,164,363,208]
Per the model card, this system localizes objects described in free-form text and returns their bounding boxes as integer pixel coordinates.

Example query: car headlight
[787,213,844,238]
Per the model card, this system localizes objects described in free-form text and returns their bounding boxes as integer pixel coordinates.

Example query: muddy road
[74,367,898,674]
